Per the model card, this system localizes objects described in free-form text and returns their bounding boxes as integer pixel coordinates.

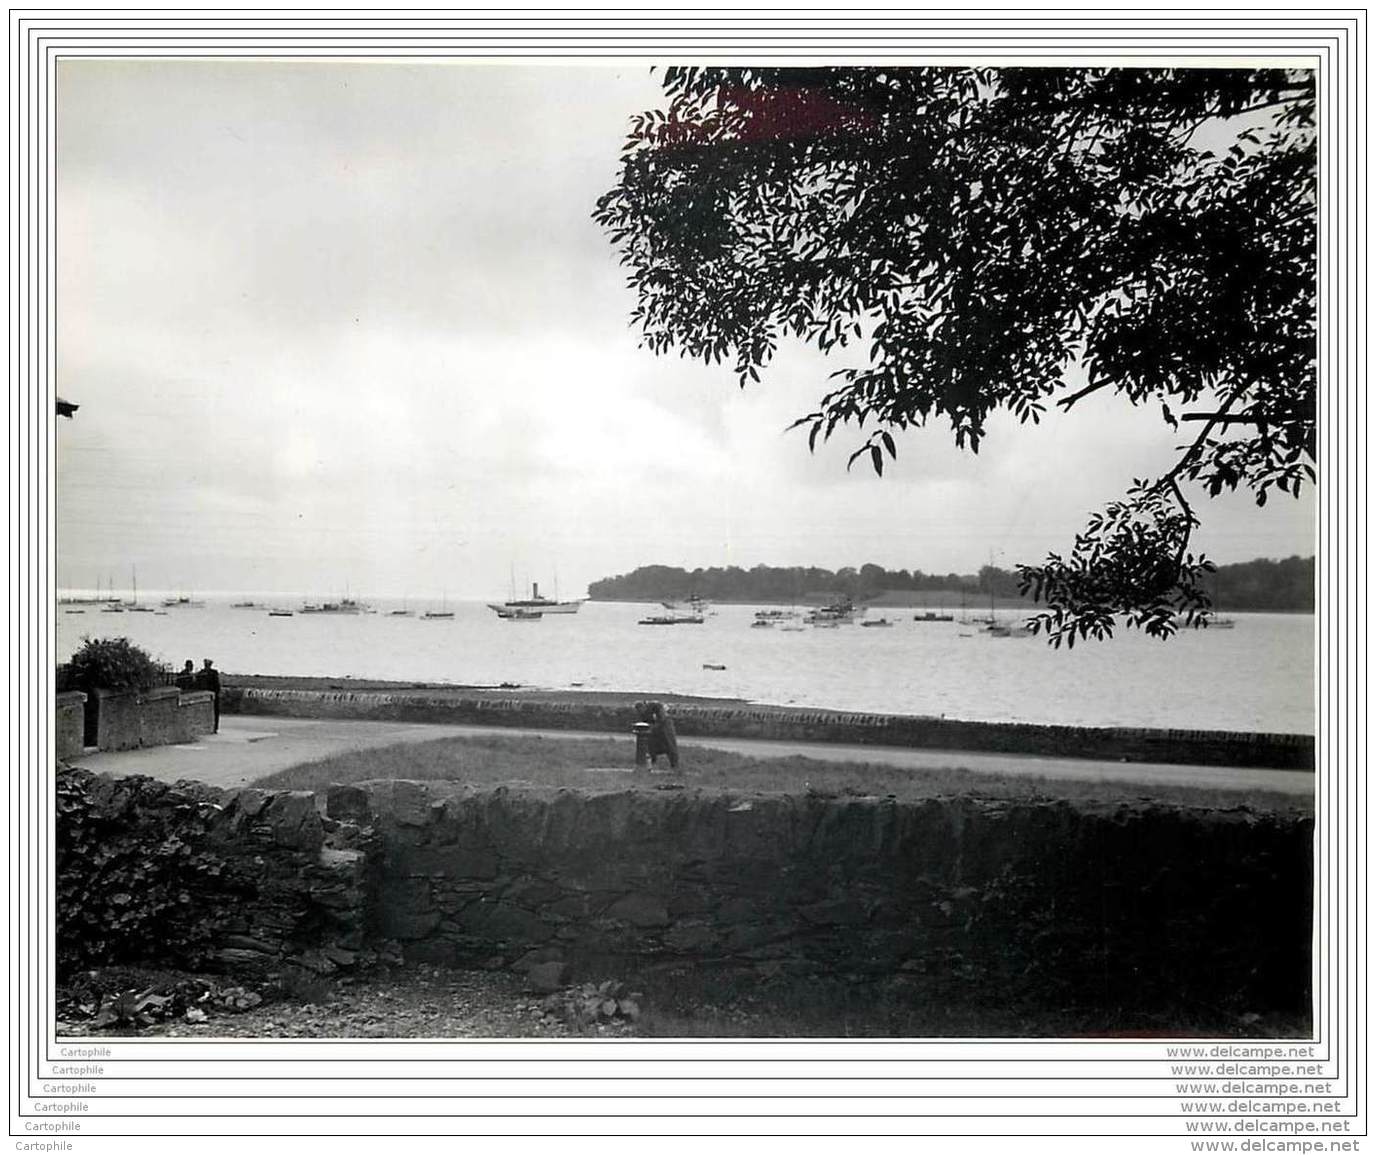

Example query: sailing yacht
[423,593,454,620]
[127,568,155,612]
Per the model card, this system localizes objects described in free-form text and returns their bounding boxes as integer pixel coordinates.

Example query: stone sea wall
[225,683,1314,770]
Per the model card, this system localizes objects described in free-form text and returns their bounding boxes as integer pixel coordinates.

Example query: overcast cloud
[56,61,1315,599]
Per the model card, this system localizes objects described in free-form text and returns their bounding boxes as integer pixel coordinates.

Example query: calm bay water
[56,599,1315,735]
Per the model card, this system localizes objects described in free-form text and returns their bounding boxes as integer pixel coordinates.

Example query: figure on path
[175,659,195,692]
[636,699,679,770]
[196,658,222,733]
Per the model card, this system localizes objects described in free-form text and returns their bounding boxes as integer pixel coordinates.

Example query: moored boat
[490,581,582,615]
[422,593,455,619]
[988,620,1035,638]
[806,597,858,625]
[1171,614,1237,630]
[301,597,367,614]
[638,613,704,625]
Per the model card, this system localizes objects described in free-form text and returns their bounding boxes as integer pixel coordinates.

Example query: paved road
[71,715,1315,796]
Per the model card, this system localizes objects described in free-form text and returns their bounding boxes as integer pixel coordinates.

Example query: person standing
[175,659,195,692]
[644,700,679,770]
[196,658,222,733]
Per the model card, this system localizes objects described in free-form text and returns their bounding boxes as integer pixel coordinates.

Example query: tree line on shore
[587,556,1315,612]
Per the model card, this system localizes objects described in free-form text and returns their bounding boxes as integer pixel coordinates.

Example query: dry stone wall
[56,767,377,982]
[58,765,1313,1024]
[350,780,1313,1019]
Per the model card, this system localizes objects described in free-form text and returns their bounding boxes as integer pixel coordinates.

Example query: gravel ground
[56,961,1307,1040]
[57,964,623,1040]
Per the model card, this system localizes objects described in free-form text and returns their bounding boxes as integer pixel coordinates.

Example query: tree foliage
[594,67,1316,644]
[58,636,166,695]
[588,555,1313,612]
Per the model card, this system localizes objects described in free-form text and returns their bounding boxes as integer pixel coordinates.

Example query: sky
[55,61,1316,600]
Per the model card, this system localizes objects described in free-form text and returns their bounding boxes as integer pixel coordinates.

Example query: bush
[58,637,166,695]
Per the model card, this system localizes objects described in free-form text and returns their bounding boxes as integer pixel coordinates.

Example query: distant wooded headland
[587,556,1315,613]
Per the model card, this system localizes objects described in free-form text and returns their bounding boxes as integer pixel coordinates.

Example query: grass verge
[251,732,1309,812]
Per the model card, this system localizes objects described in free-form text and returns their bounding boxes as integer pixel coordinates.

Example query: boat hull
[490,600,581,614]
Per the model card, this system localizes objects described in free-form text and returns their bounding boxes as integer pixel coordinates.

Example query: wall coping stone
[93,686,139,701]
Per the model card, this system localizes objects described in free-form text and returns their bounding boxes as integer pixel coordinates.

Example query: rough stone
[404,939,458,966]
[663,924,717,952]
[381,908,442,940]
[288,950,339,975]
[392,781,436,826]
[544,893,595,920]
[220,934,280,954]
[210,947,276,967]
[265,791,324,850]
[511,945,565,973]
[722,922,784,953]
[233,789,270,819]
[318,846,366,870]
[605,893,670,928]
[525,961,568,992]
[326,784,371,822]
[503,878,564,907]
[459,901,554,943]
[321,945,358,967]
[798,899,870,927]
[365,779,435,827]
[432,886,484,916]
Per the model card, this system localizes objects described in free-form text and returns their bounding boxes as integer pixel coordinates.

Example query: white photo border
[6,8,1365,1145]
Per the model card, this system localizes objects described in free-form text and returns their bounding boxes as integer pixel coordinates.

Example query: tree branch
[1180,411,1282,425]
[1164,476,1197,567]
[1056,379,1115,411]
[1160,401,1233,487]
[1229,95,1313,117]
[1171,114,1212,146]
